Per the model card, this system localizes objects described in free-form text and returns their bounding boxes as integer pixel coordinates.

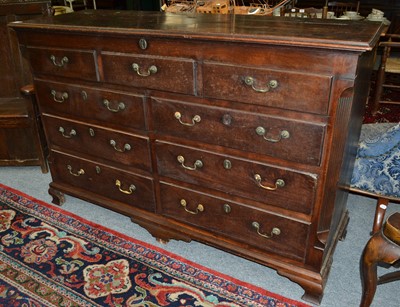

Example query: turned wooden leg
[360,233,400,307]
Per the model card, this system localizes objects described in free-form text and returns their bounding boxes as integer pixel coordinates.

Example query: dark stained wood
[0,1,49,171]
[360,212,400,306]
[10,10,384,305]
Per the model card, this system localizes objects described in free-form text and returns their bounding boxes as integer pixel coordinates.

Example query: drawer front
[156,142,316,214]
[101,52,196,95]
[28,47,97,81]
[152,98,325,166]
[50,151,155,212]
[160,183,309,261]
[203,62,332,115]
[43,115,151,173]
[35,80,146,131]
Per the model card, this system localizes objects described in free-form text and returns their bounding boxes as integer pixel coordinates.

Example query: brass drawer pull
[110,140,131,152]
[67,165,85,176]
[252,221,281,239]
[131,63,157,77]
[115,179,136,194]
[51,90,68,103]
[58,126,76,138]
[244,76,278,93]
[255,126,290,143]
[180,199,204,215]
[254,174,285,191]
[103,99,126,113]
[174,112,201,126]
[50,55,69,67]
[177,155,203,170]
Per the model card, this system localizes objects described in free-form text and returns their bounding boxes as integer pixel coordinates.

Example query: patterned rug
[0,184,310,307]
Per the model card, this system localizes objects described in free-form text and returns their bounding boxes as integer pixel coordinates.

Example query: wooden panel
[50,150,156,212]
[156,141,317,215]
[203,61,332,115]
[35,79,147,132]
[152,97,326,166]
[101,52,196,95]
[28,47,98,81]
[160,182,310,261]
[43,115,152,173]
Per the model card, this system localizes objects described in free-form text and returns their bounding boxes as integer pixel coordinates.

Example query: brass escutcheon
[138,38,148,50]
[223,203,231,213]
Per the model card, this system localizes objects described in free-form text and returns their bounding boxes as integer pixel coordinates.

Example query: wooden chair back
[327,1,360,17]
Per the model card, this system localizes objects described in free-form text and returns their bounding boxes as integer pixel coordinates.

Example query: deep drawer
[101,52,196,95]
[35,80,146,131]
[43,115,152,173]
[160,182,309,261]
[152,98,326,166]
[156,142,316,215]
[50,150,156,212]
[28,47,97,81]
[203,61,332,115]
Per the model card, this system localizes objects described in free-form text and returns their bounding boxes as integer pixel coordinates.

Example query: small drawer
[43,115,151,173]
[203,61,332,115]
[101,52,196,95]
[35,80,146,131]
[28,47,97,81]
[156,142,316,215]
[160,183,309,261]
[50,150,155,212]
[152,98,325,166]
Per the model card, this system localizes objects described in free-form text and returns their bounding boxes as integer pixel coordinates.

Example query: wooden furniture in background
[0,0,48,172]
[361,211,400,307]
[371,34,400,114]
[11,11,383,304]
[327,1,360,17]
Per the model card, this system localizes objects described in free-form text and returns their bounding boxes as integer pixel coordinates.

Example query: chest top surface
[10,9,384,51]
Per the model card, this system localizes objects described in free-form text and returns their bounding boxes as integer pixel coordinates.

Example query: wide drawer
[160,183,309,261]
[156,142,316,215]
[101,52,196,95]
[28,47,97,81]
[43,115,151,173]
[203,61,332,115]
[50,150,155,212]
[35,80,146,131]
[152,98,325,166]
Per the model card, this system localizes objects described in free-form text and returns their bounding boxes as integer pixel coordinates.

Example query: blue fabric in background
[351,123,400,198]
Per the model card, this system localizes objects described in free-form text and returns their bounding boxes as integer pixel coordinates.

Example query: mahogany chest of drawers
[11,10,384,304]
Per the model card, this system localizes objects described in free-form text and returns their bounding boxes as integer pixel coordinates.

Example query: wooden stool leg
[372,198,389,235]
[360,233,400,307]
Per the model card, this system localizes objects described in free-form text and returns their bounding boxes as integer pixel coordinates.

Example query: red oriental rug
[0,184,310,307]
